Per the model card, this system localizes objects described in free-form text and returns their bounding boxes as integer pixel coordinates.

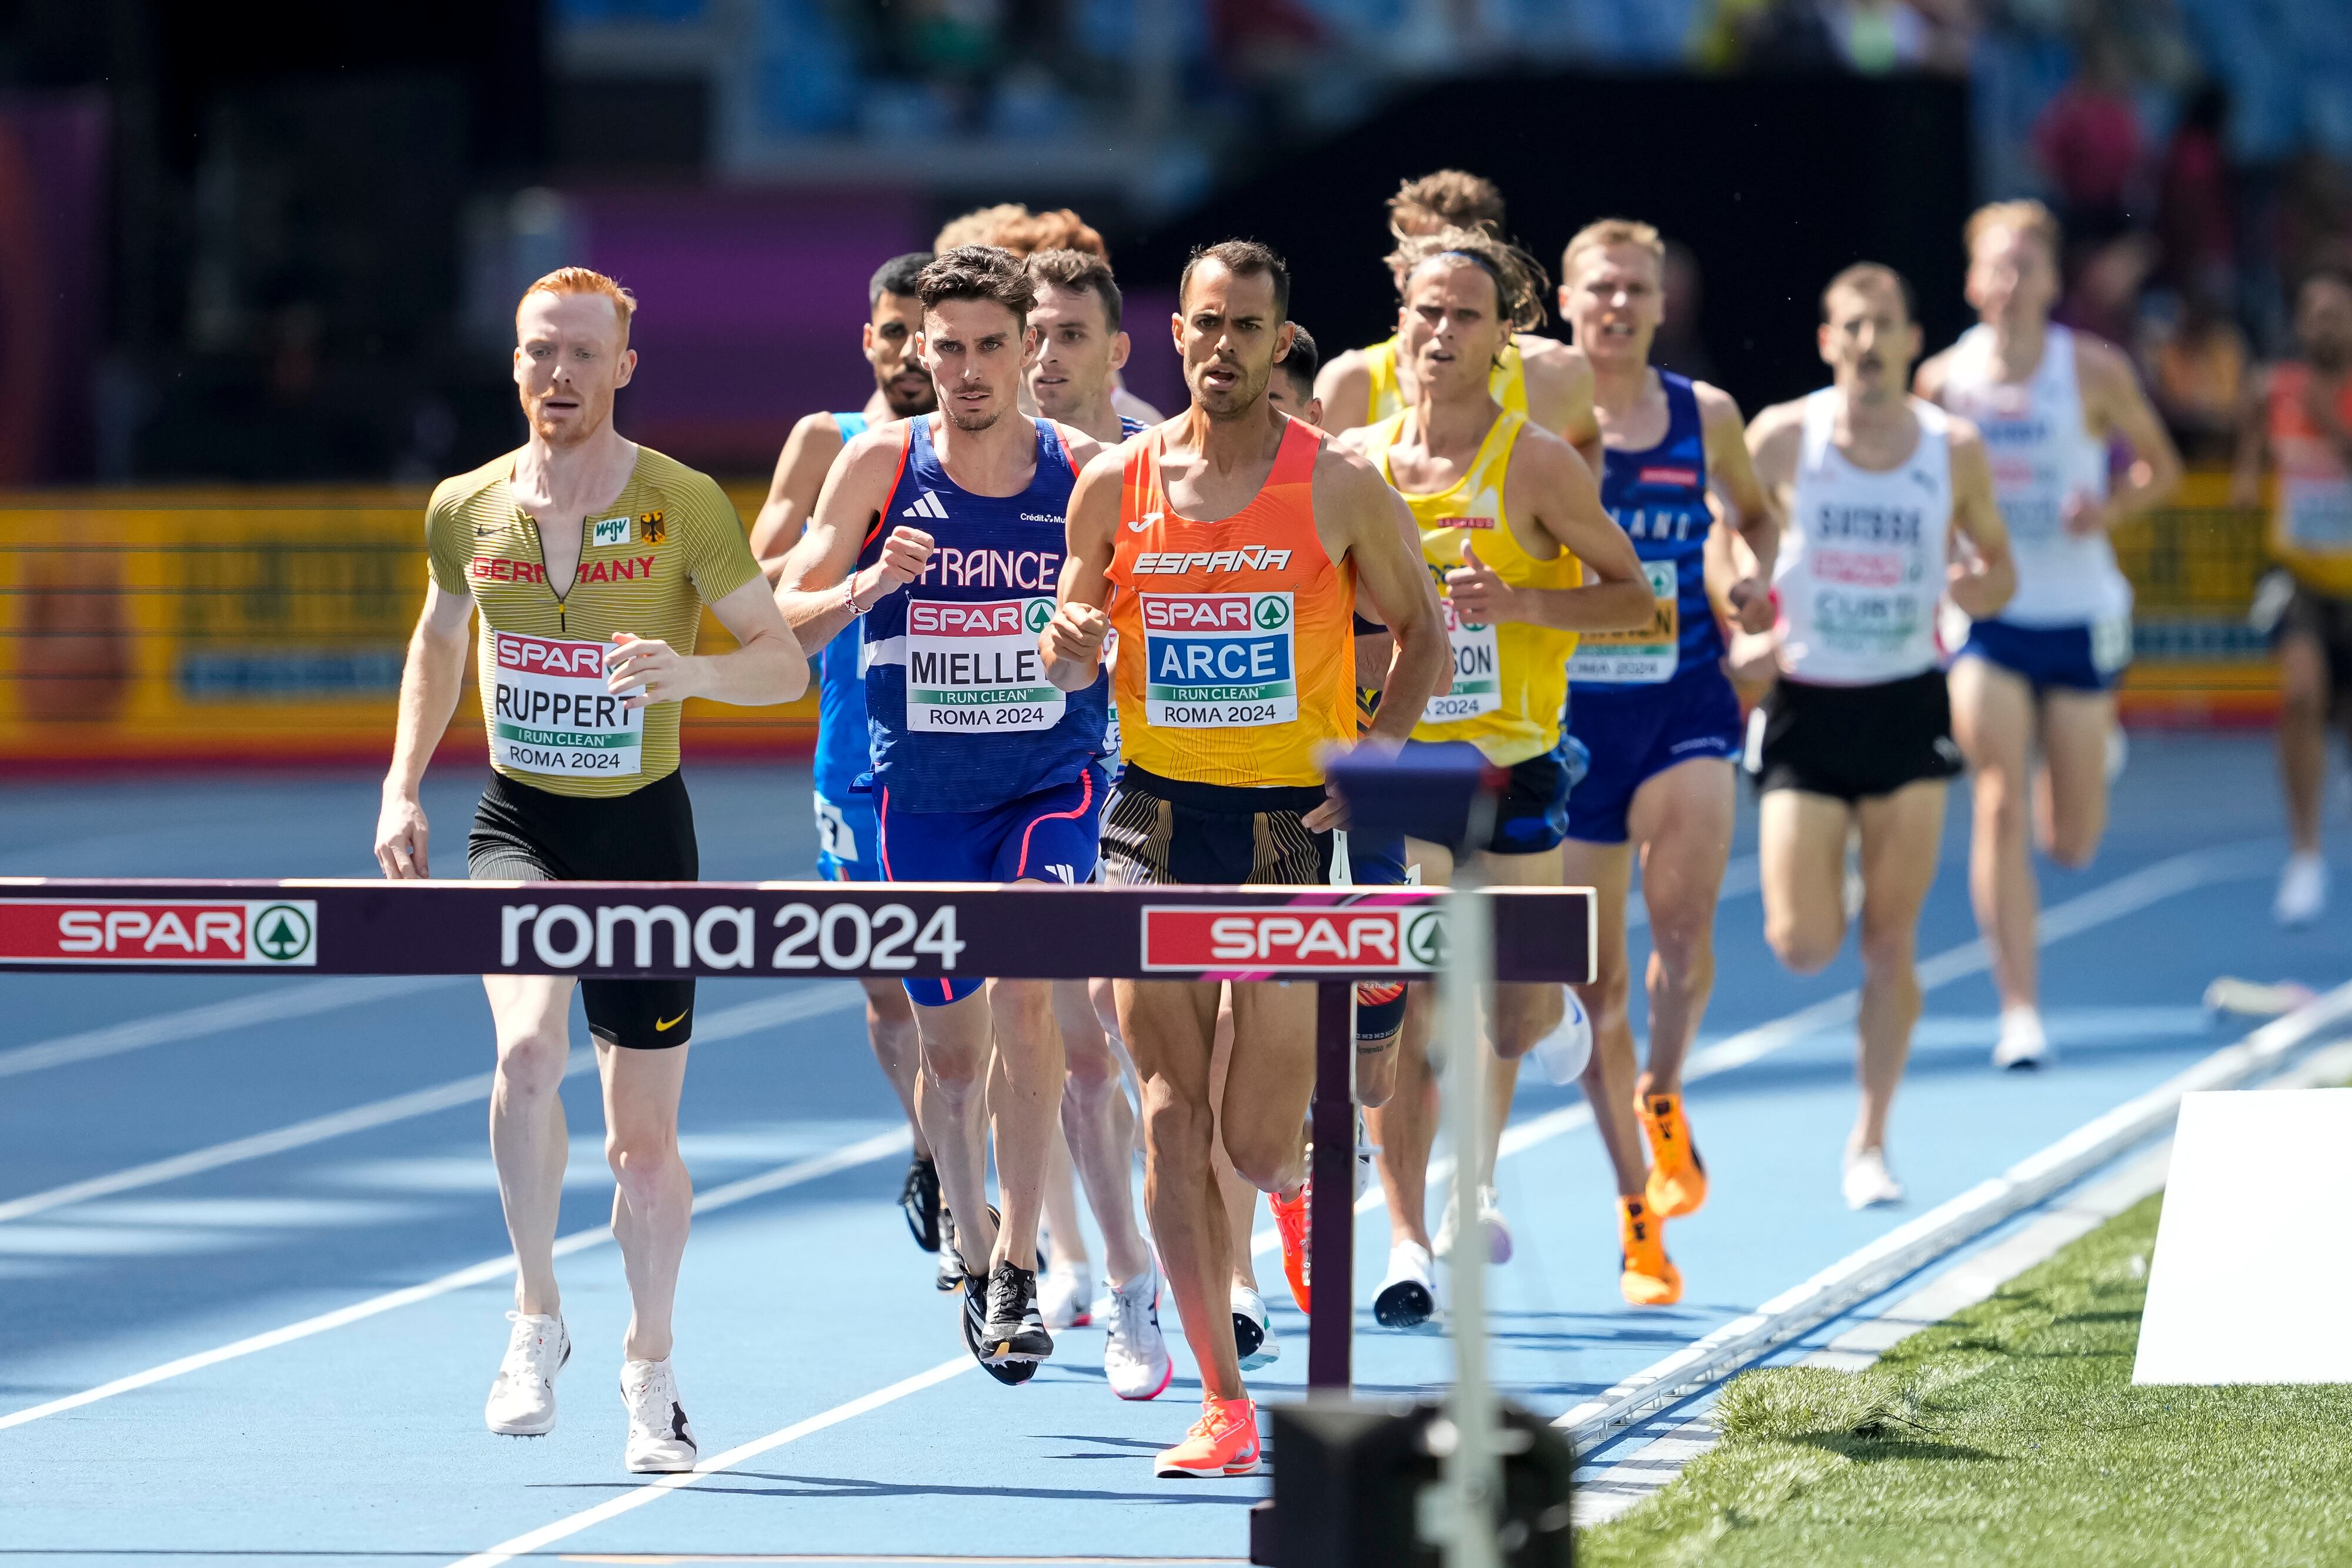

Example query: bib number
[2284,478,2352,552]
[1568,560,1679,684]
[905,597,1065,733]
[1424,597,1501,721]
[491,632,643,778]
[814,797,858,862]
[1140,591,1297,728]
[2089,613,2132,674]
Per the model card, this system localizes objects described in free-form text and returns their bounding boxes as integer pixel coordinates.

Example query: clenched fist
[1039,601,1111,670]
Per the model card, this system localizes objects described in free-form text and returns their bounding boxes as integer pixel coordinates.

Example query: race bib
[2090,612,2133,674]
[1140,591,1297,728]
[1423,596,1500,721]
[1100,627,1123,761]
[491,631,643,778]
[1568,560,1679,684]
[2284,477,2352,552]
[905,597,1065,733]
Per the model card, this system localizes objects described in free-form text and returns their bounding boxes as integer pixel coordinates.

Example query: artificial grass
[1577,1194,2352,1566]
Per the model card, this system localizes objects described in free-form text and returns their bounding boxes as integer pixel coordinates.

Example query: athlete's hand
[1946,560,2006,620]
[374,792,432,881]
[1302,785,1349,834]
[1727,576,1775,634]
[607,633,698,709]
[2060,493,2113,537]
[1040,603,1110,669]
[1443,542,1519,626]
[876,526,934,590]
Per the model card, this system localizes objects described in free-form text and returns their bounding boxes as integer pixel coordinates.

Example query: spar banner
[0,882,1593,983]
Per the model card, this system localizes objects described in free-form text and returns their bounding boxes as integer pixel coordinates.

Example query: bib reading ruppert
[1140,589,1297,727]
[490,631,645,775]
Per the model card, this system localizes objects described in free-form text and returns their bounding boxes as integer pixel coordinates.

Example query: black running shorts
[1099,766,1408,888]
[1754,669,1964,804]
[2278,580,2352,703]
[468,769,699,1049]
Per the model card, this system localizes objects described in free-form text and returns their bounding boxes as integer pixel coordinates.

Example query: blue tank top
[858,415,1107,812]
[812,412,871,800]
[1120,414,1147,438]
[1573,372,1720,686]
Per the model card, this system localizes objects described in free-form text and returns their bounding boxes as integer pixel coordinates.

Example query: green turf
[1576,1194,2352,1566]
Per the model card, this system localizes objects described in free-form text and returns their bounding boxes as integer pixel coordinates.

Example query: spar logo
[1140,903,1445,972]
[0,900,320,967]
[496,633,606,676]
[906,599,1057,637]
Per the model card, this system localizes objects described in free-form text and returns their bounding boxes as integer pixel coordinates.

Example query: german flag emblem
[639,511,667,544]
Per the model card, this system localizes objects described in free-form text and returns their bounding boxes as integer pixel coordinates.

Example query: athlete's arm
[2230,366,2272,509]
[1040,448,1121,690]
[1912,345,1956,406]
[1314,350,1377,434]
[1743,399,1806,516]
[1697,380,1780,632]
[1946,419,2016,620]
[2074,336,2183,532]
[375,579,473,880]
[1322,446,1447,745]
[772,427,933,653]
[607,576,808,711]
[1448,432,1650,633]
[1517,336,1602,467]
[747,413,846,576]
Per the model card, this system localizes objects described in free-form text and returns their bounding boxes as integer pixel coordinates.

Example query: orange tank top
[2269,363,2352,594]
[1108,416,1357,788]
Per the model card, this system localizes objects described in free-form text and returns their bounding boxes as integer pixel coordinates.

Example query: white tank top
[1775,390,1952,686]
[1937,323,2128,626]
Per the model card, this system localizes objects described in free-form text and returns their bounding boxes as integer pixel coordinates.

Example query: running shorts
[878,766,1105,1006]
[1098,766,1409,890]
[1565,665,1744,844]
[1752,669,1965,803]
[2276,581,2352,701]
[814,785,882,882]
[467,769,698,1051]
[1401,738,1581,855]
[1956,617,2129,694]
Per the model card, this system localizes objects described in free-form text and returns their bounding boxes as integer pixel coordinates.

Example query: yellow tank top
[1358,408,1578,766]
[1365,337,1528,426]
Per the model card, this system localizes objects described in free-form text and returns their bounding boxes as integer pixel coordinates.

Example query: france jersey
[1570,371,1720,687]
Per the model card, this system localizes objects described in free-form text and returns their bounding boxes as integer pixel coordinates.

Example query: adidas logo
[903,492,949,521]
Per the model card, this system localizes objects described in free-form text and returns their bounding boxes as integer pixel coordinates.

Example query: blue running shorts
[813,787,883,884]
[1956,617,2127,694]
[1565,665,1744,845]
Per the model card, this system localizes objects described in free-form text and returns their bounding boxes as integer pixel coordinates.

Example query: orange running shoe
[1618,1195,1682,1307]
[1155,1396,1262,1477]
[1269,1183,1311,1314]
[1638,1093,1708,1219]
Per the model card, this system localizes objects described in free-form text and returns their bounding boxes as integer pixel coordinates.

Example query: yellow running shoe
[1618,1195,1682,1307]
[1638,1093,1708,1218]
[1154,1396,1262,1477]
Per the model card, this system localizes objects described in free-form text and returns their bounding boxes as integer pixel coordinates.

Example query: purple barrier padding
[0,880,1593,983]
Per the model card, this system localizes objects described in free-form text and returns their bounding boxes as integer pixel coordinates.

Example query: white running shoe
[1372,1241,1436,1330]
[2277,853,2328,928]
[1231,1282,1280,1371]
[485,1311,569,1436]
[1991,1006,2049,1071]
[620,1358,699,1473]
[1103,1263,1174,1400]
[1041,1260,1094,1330]
[1843,1148,1905,1210]
[1431,1180,1513,1265]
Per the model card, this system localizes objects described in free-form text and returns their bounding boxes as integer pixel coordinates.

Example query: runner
[1556,219,1781,1307]
[1917,201,2181,1064]
[1315,170,1599,460]
[1745,263,2013,1208]
[1040,240,1448,1476]
[372,268,809,1470]
[773,246,1171,1398]
[744,250,947,1275]
[1341,227,1651,1331]
[2233,267,2352,925]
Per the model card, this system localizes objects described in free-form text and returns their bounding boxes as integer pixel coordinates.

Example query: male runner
[1746,263,2013,1208]
[1040,240,1447,1476]
[1342,227,1651,1330]
[745,251,948,1270]
[1316,170,1599,460]
[1557,219,1780,1306]
[2236,266,2352,926]
[774,246,1170,1399]
[1917,201,2180,1065]
[373,269,808,1470]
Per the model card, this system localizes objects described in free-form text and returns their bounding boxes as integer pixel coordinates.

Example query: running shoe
[1231,1283,1279,1371]
[1269,1183,1312,1314]
[1103,1263,1174,1400]
[1154,1396,1262,1478]
[2277,852,2328,928]
[935,1209,964,1293]
[484,1310,569,1436]
[619,1358,698,1473]
[1991,1006,2050,1071]
[960,1269,1039,1385]
[1041,1259,1094,1330]
[1843,1148,1905,1209]
[1618,1195,1682,1307]
[900,1152,942,1252]
[1432,1179,1514,1265]
[1638,1094,1709,1218]
[981,1259,1055,1366]
[1373,1240,1436,1330]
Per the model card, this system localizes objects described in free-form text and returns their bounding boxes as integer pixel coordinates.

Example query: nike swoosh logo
[655,1011,688,1032]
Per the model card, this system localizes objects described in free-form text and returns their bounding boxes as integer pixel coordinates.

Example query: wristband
[844,574,868,617]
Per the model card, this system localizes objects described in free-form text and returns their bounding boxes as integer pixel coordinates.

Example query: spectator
[2156,83,2234,302]
[2032,34,2144,245]
[2143,282,2250,462]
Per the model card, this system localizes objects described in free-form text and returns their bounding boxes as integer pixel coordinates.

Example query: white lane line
[0,1122,912,1433]
[447,1356,977,1568]
[0,986,861,1226]
[1251,840,2267,1255]
[0,976,467,1081]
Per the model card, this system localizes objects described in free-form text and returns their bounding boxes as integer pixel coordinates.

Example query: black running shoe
[935,1210,964,1292]
[961,1269,1038,1385]
[900,1154,941,1253]
[981,1260,1055,1366]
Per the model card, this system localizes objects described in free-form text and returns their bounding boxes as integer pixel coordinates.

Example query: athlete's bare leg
[1206,994,1261,1290]
[859,978,930,1158]
[1041,1127,1090,1275]
[1851,783,1948,1152]
[914,966,1065,1272]
[1759,789,1856,977]
[1952,656,2040,1013]
[1055,979,1151,1286]
[599,1039,693,1362]
[2036,690,2113,869]
[1368,985,1442,1249]
[1622,758,1736,1098]
[484,973,574,1317]
[2279,631,2332,856]
[1561,842,1646,1196]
